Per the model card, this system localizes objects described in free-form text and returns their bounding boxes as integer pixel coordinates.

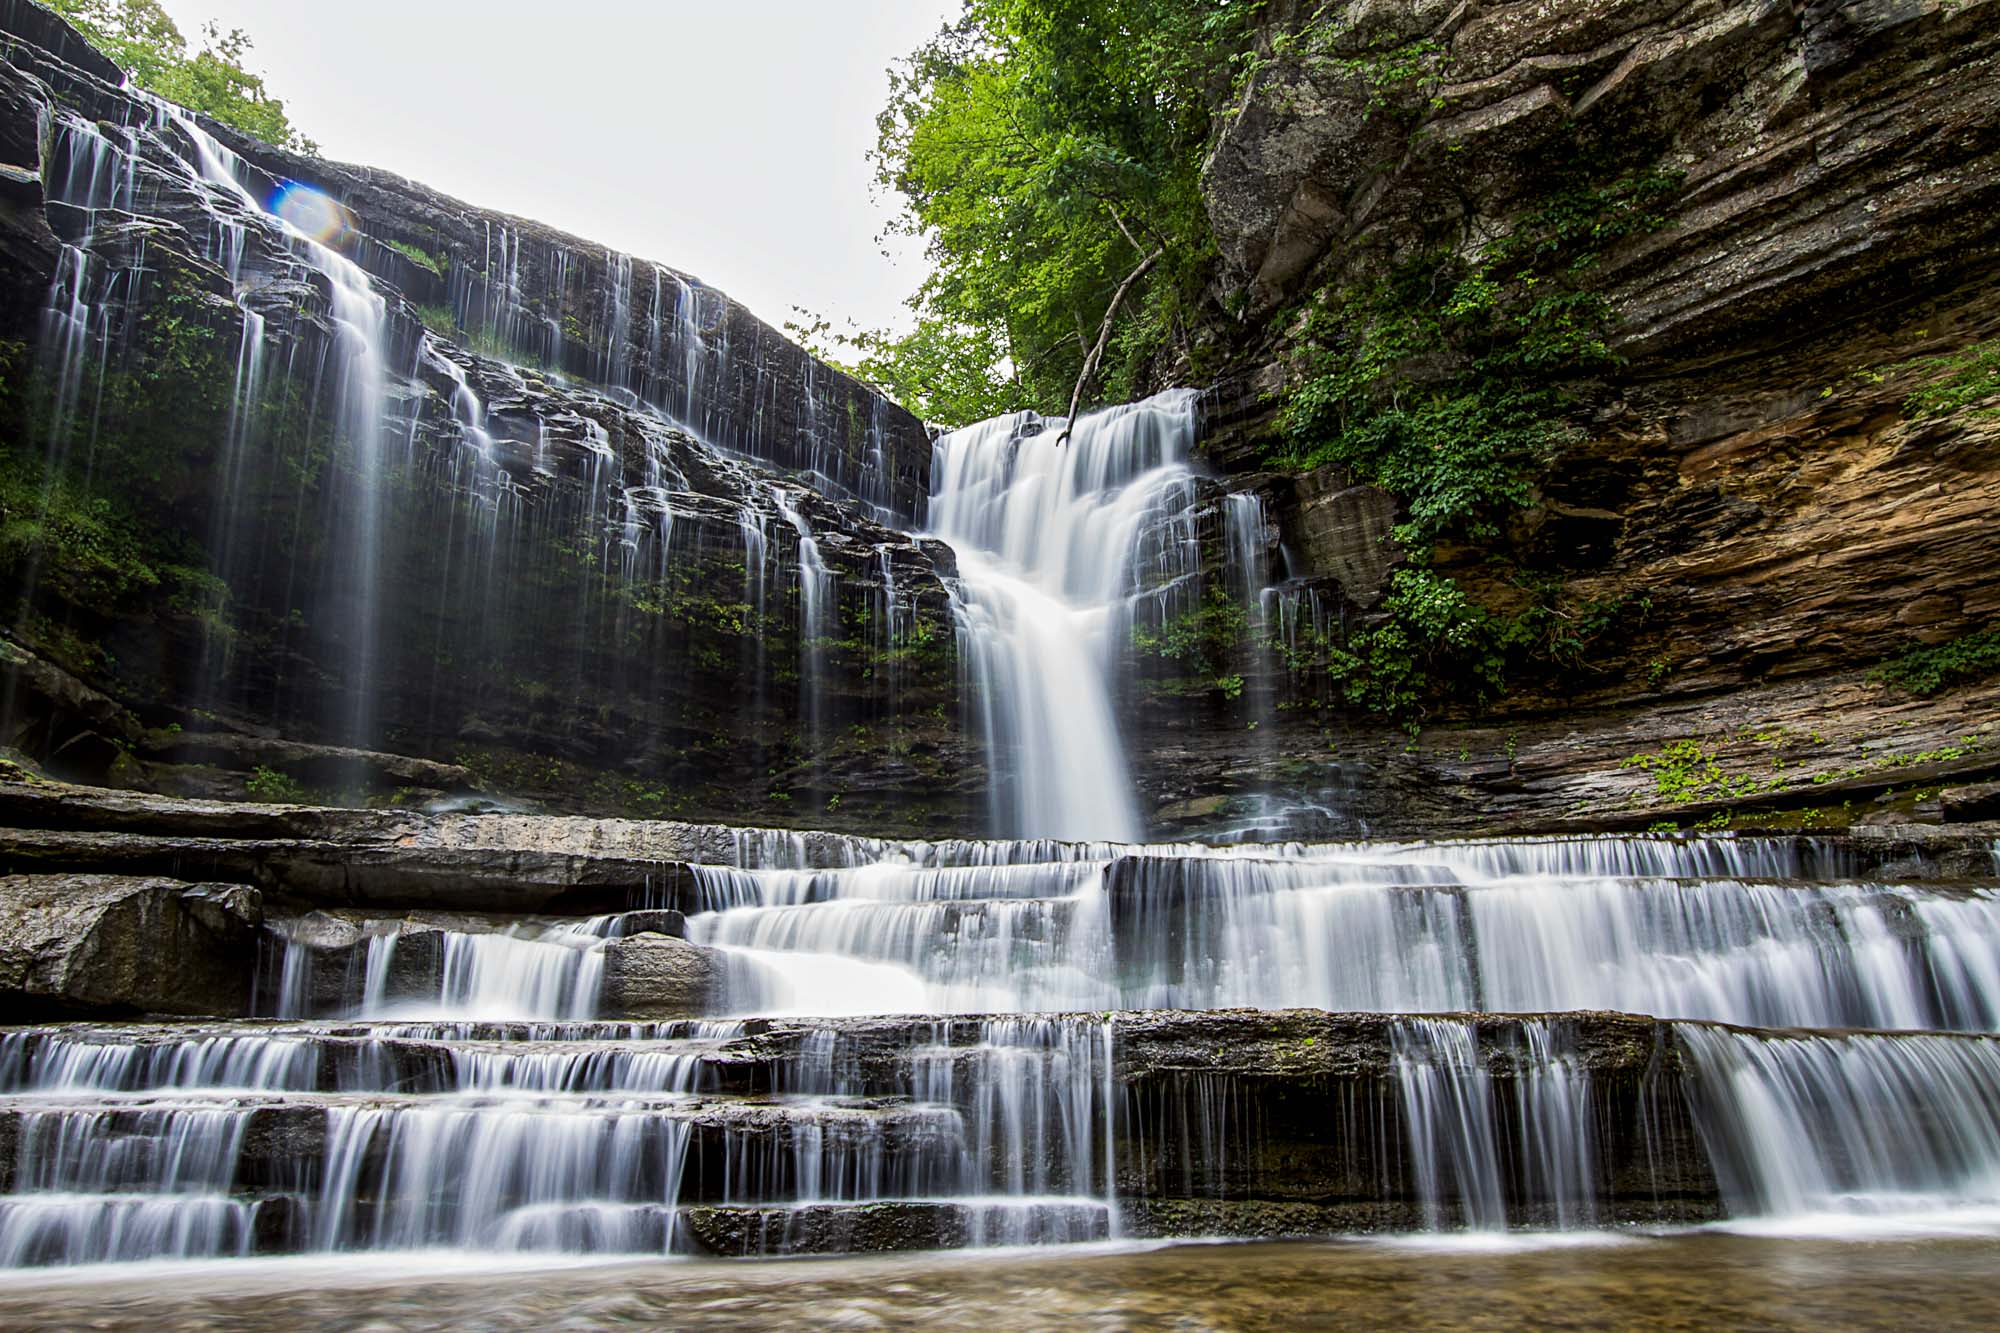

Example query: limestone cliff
[1140,0,2000,834]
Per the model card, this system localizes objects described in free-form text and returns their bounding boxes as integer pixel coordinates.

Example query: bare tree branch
[1057,245,1165,445]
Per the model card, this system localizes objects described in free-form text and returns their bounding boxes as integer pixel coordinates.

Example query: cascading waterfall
[928,389,1204,842]
[10,75,943,799]
[677,836,2000,1028]
[4,837,2000,1263]
[3,19,1999,1273]
[152,100,393,749]
[1679,1026,2000,1226]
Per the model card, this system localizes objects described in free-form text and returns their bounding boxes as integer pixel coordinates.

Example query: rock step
[0,1090,970,1204]
[679,1197,1114,1255]
[6,1010,1997,1248]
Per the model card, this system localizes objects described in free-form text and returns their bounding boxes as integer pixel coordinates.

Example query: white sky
[152,0,958,334]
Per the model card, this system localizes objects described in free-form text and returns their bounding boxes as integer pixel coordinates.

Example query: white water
[678,840,2000,1030]
[1681,1026,2000,1226]
[928,390,1204,842]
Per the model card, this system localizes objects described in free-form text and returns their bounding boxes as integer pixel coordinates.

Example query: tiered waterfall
[2,5,2000,1276]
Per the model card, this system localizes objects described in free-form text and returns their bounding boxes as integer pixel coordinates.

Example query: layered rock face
[0,873,260,1020]
[0,3,972,834]
[1,0,1996,845]
[1130,0,2000,834]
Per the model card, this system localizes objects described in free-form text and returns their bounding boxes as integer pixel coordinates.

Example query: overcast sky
[152,0,959,334]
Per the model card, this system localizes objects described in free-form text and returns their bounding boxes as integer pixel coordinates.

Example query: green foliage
[865,0,1264,418]
[786,311,1025,429]
[1621,739,1762,803]
[1279,571,1650,724]
[412,302,459,337]
[1131,584,1250,698]
[1898,340,2000,420]
[0,460,161,605]
[384,240,447,278]
[1317,37,1446,114]
[1277,170,1681,545]
[45,0,315,153]
[1263,168,1678,722]
[244,765,304,802]
[1316,569,1505,723]
[1870,626,2000,696]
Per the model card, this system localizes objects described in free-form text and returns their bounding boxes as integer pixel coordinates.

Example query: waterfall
[676,839,2000,1026]
[1679,1026,2000,1224]
[928,389,1203,842]
[153,102,393,749]
[4,6,2000,1271]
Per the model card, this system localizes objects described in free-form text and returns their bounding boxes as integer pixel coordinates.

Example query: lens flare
[270,180,356,246]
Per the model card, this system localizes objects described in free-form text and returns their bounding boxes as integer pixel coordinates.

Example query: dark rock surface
[679,1201,993,1256]
[0,873,260,1018]
[1159,0,2000,836]
[0,6,975,837]
[1205,0,2000,344]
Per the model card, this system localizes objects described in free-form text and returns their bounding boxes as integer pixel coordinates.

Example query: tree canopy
[46,0,316,153]
[841,0,1264,427]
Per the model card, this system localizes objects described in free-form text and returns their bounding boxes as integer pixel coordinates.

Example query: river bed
[2,1231,1996,1330]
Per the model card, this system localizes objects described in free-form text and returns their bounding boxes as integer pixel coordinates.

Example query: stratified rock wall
[0,4,977,834]
[1146,0,2000,835]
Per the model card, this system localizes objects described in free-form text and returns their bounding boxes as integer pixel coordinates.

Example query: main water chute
[928,389,1205,842]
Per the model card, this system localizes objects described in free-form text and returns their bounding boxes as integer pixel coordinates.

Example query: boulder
[0,874,262,1019]
[597,932,727,1018]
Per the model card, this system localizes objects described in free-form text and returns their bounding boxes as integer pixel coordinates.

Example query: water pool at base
[1,1232,1996,1331]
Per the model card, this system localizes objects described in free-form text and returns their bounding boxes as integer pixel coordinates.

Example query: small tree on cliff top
[45,0,316,154]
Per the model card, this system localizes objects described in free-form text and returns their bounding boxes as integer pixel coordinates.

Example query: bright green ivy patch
[1899,340,2000,420]
[1621,739,1764,804]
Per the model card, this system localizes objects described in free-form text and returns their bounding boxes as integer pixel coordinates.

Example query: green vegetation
[244,765,304,802]
[1618,725,1990,812]
[844,4,1686,720]
[45,0,315,153]
[1275,571,1651,727]
[1260,168,1679,719]
[1278,170,1680,544]
[1621,740,1763,804]
[803,0,1269,426]
[1870,626,2000,696]
[1899,339,2000,420]
[384,240,448,278]
[412,302,459,337]
[1131,585,1249,699]
[0,461,163,607]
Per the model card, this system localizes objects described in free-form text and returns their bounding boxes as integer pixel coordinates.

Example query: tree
[868,0,1263,420]
[45,0,316,153]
